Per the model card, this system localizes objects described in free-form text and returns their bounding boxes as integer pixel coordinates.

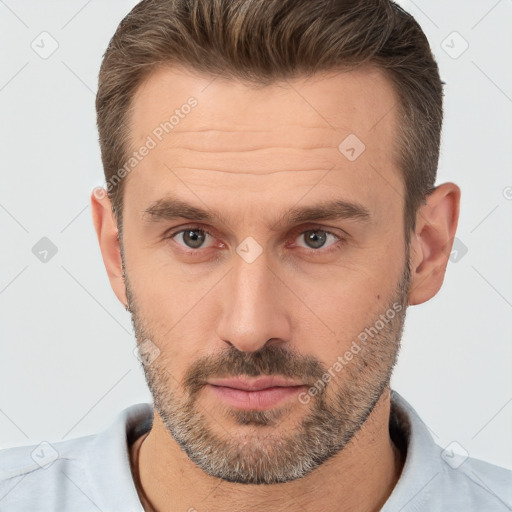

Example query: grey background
[1,0,511,471]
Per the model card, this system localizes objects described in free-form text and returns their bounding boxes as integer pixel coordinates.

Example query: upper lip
[207,376,306,391]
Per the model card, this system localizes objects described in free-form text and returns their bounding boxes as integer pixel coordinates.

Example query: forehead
[123,64,402,220]
[129,63,397,139]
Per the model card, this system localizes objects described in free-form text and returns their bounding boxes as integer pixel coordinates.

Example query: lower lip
[207,384,307,410]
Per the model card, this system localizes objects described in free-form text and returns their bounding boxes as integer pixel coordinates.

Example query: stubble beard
[125,253,410,484]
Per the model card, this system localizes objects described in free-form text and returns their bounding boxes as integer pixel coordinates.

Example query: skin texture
[92,65,460,512]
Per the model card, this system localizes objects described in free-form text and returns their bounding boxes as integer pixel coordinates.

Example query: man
[1,0,510,510]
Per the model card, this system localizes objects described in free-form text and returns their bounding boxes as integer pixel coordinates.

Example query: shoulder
[441,455,512,511]
[0,434,98,510]
[0,403,153,512]
[386,390,512,511]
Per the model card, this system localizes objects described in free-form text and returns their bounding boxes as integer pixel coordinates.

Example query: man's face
[121,65,410,484]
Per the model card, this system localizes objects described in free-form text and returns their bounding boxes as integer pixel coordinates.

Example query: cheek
[128,247,220,329]
[129,279,212,375]
[145,329,204,393]
[293,258,401,357]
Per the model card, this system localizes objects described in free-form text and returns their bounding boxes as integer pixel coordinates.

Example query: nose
[215,249,292,353]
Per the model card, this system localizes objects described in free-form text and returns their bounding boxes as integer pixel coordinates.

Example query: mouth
[205,376,308,410]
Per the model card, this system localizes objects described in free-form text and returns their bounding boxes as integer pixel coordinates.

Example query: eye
[294,228,342,252]
[168,227,216,250]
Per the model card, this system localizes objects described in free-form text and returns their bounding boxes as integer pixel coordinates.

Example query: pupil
[184,229,205,248]
[306,230,326,249]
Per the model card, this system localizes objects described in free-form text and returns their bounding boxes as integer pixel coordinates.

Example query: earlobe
[408,182,461,306]
[90,187,128,307]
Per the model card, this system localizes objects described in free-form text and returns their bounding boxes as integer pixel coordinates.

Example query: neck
[131,387,404,512]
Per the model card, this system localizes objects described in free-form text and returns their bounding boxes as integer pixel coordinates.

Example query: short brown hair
[96,0,443,238]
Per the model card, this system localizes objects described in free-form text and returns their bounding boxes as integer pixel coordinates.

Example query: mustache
[184,344,328,396]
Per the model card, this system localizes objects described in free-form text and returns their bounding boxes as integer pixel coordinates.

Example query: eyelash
[164,224,347,257]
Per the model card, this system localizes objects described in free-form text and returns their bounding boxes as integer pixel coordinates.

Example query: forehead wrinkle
[164,125,337,134]
[132,116,351,151]
[151,144,340,176]
[141,125,345,152]
[160,143,337,153]
[169,166,334,175]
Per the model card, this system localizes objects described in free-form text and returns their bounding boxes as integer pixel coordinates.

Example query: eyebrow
[142,195,371,230]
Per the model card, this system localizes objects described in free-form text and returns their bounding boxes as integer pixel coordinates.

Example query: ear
[90,187,127,308]
[408,182,461,306]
